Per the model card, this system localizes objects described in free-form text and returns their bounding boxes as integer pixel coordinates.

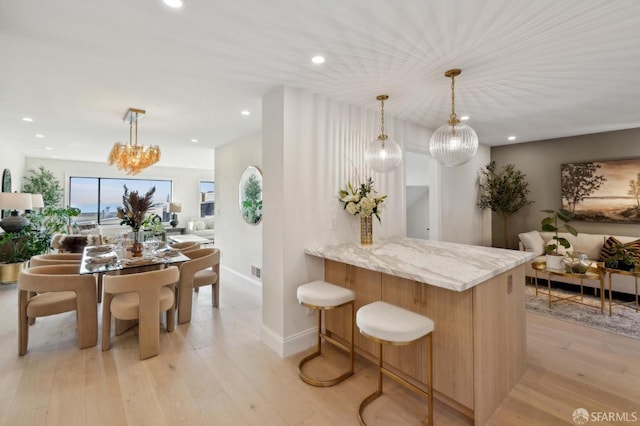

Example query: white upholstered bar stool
[356,301,435,426]
[296,280,355,387]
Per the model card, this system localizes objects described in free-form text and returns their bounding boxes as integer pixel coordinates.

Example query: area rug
[525,284,640,340]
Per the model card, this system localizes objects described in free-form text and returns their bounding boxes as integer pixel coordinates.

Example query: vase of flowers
[339,177,386,245]
[116,185,156,257]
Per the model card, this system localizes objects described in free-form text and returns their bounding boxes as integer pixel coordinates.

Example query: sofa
[185,216,215,242]
[518,230,640,295]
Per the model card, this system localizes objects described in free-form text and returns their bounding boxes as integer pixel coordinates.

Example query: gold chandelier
[108,108,160,175]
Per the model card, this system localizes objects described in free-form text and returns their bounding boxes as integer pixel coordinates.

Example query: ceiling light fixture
[311,55,325,64]
[365,95,402,173]
[163,0,183,8]
[108,108,160,175]
[35,134,44,138]
[460,115,470,121]
[429,69,478,167]
[241,110,250,116]
[190,138,198,143]
[22,117,33,122]
[508,136,516,141]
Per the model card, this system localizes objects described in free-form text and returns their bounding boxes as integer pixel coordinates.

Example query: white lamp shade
[30,193,45,208]
[365,137,403,173]
[429,122,478,167]
[169,202,182,213]
[0,192,33,211]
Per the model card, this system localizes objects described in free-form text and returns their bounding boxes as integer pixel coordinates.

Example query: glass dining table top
[79,244,190,275]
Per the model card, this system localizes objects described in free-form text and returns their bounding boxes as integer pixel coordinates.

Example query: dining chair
[176,247,220,324]
[18,264,98,355]
[101,266,179,360]
[169,241,199,253]
[30,252,103,303]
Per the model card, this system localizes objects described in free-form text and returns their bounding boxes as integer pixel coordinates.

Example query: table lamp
[0,192,33,232]
[169,202,182,228]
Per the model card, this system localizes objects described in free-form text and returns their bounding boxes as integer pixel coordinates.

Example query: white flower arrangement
[338,177,387,222]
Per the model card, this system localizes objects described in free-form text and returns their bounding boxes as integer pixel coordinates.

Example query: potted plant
[0,227,49,283]
[603,243,637,271]
[541,208,577,270]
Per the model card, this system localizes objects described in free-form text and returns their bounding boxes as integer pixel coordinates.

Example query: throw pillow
[599,236,640,262]
[518,231,545,255]
[194,220,206,230]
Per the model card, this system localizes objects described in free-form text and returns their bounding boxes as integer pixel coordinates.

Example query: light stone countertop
[305,237,537,292]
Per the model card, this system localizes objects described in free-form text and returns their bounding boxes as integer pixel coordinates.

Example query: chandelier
[429,69,478,167]
[108,108,160,175]
[365,95,402,173]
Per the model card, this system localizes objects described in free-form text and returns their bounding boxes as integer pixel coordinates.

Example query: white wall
[214,131,262,285]
[261,86,433,357]
[0,145,26,192]
[23,157,213,221]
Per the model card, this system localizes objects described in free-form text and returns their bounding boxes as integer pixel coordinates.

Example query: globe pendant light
[429,69,478,167]
[365,95,402,173]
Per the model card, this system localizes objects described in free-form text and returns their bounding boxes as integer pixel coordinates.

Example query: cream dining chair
[168,241,199,253]
[176,247,220,324]
[30,252,103,303]
[101,266,179,360]
[18,264,98,355]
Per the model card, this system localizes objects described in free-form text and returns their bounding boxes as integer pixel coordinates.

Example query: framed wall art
[561,158,640,223]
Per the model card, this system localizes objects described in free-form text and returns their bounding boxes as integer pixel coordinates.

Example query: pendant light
[365,95,402,173]
[429,69,478,167]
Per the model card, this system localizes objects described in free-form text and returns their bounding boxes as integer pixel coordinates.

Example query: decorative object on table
[339,177,386,245]
[540,208,577,270]
[561,252,591,274]
[108,108,160,175]
[116,185,156,257]
[0,192,32,232]
[169,202,182,227]
[429,68,478,167]
[239,166,263,225]
[477,161,533,248]
[602,239,639,271]
[364,95,402,173]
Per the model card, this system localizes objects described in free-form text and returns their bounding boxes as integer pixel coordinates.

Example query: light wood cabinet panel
[421,283,474,410]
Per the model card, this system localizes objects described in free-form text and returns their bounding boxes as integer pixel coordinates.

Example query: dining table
[80,243,191,333]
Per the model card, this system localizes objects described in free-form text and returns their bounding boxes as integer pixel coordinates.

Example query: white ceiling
[1,0,640,169]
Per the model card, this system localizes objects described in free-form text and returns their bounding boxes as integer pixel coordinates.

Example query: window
[199,181,214,217]
[69,177,173,225]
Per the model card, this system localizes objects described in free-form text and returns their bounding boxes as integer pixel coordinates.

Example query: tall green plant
[477,161,533,248]
[22,166,62,207]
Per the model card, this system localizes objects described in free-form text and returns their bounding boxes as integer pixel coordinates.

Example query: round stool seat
[297,280,355,308]
[357,301,434,343]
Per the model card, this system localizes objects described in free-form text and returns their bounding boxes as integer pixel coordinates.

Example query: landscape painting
[561,158,640,223]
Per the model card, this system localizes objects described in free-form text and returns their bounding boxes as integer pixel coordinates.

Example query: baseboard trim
[260,324,317,358]
[221,265,261,288]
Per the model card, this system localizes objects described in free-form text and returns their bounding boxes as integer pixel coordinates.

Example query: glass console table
[532,261,605,314]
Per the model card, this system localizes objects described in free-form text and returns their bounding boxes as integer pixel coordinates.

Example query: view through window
[200,181,215,217]
[69,177,173,225]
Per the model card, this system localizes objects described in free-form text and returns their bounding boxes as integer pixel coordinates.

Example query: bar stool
[356,301,435,426]
[296,280,355,387]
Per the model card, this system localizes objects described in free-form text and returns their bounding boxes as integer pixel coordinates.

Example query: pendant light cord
[449,74,457,124]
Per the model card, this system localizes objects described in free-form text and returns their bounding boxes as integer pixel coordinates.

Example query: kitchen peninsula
[305,237,537,426]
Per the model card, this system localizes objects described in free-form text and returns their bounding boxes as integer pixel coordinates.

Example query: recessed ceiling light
[460,115,470,121]
[35,134,44,138]
[190,139,198,143]
[508,136,517,141]
[163,0,183,8]
[45,147,53,151]
[22,117,33,122]
[311,55,325,64]
[241,110,250,116]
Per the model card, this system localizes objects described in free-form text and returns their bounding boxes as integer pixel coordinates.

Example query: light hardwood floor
[0,275,638,426]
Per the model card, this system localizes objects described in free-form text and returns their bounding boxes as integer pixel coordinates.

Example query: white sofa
[185,216,215,242]
[518,230,639,295]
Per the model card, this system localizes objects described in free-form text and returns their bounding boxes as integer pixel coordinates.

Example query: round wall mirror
[239,166,263,225]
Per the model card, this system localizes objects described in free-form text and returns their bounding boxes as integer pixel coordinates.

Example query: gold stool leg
[298,301,355,387]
